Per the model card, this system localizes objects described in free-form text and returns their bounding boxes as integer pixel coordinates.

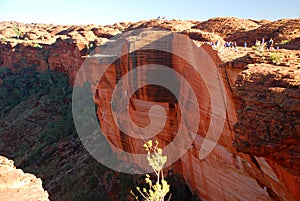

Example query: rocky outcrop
[83,29,300,200]
[0,156,49,201]
[1,18,299,49]
[192,17,261,38]
[0,19,299,201]
[229,63,299,201]
[227,19,300,47]
[233,62,300,170]
[0,18,298,83]
[0,38,86,84]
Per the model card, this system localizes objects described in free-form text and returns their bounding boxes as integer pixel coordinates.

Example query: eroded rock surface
[0,18,299,201]
[0,156,49,201]
[85,29,300,200]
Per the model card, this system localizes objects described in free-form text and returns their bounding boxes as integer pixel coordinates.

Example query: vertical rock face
[232,63,300,201]
[0,38,86,84]
[90,29,300,201]
[0,156,49,201]
[233,63,300,174]
[0,20,299,200]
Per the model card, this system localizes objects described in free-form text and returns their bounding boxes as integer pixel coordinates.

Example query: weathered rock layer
[0,19,299,201]
[0,156,49,201]
[83,29,300,200]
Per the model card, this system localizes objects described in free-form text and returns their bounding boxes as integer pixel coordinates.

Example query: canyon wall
[77,30,300,200]
[0,21,299,200]
[0,38,86,84]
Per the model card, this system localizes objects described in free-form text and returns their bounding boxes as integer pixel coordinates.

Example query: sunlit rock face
[0,19,299,200]
[0,156,49,201]
[88,29,300,201]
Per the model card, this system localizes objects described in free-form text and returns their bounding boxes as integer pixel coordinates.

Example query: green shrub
[131,140,171,201]
[12,26,22,39]
[33,43,43,48]
[269,53,284,64]
[280,39,289,45]
[252,42,266,53]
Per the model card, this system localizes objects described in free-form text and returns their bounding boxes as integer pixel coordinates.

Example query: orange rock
[0,27,18,38]
[90,29,300,200]
[0,19,299,201]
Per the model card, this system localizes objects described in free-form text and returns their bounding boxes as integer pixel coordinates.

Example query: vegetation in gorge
[132,140,171,201]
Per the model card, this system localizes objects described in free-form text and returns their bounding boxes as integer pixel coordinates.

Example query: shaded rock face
[90,30,300,201]
[0,38,86,84]
[0,156,49,201]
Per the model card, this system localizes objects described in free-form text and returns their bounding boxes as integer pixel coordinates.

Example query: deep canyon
[0,17,299,200]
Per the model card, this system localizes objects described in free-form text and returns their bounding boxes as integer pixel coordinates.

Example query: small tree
[131,140,171,201]
[12,27,22,39]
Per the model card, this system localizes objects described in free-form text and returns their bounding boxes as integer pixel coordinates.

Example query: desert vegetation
[132,140,170,201]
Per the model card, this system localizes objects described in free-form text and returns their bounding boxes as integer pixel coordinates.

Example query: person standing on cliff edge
[268,38,274,50]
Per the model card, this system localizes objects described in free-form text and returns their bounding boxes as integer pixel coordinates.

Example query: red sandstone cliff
[83,29,299,201]
[0,19,299,201]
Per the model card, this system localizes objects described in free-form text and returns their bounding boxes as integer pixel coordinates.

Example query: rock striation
[0,18,299,200]
[83,29,300,201]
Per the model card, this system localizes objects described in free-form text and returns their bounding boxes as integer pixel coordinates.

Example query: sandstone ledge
[0,156,49,201]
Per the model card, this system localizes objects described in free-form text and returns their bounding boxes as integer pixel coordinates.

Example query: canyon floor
[0,17,299,201]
